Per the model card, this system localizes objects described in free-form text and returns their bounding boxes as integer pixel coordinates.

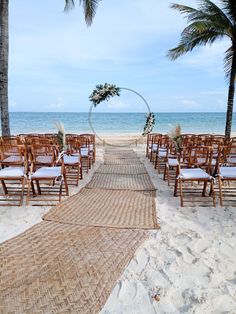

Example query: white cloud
[181,99,199,109]
[49,97,64,109]
[9,100,17,109]
[107,99,129,110]
[178,40,230,75]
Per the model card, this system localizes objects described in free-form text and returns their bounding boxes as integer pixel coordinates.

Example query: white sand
[102,145,236,314]
[0,148,104,243]
[1,143,236,313]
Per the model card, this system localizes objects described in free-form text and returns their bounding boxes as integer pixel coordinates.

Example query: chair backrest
[66,138,81,155]
[0,143,26,167]
[223,144,236,165]
[30,144,57,167]
[179,146,213,172]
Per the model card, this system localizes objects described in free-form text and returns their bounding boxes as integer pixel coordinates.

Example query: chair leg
[80,165,83,180]
[174,177,178,197]
[1,180,8,195]
[76,165,80,186]
[59,179,63,202]
[179,180,184,207]
[163,164,167,181]
[26,180,31,205]
[219,177,223,206]
[202,181,207,196]
[64,173,69,196]
[19,177,25,206]
[36,180,41,195]
[31,181,36,196]
[211,179,216,207]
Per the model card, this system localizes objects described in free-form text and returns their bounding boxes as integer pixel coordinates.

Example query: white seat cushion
[179,168,211,180]
[31,166,61,179]
[64,155,80,165]
[152,144,158,151]
[168,158,179,166]
[81,148,90,156]
[2,156,23,163]
[219,167,236,179]
[158,151,167,158]
[36,156,53,164]
[0,167,25,178]
[227,157,236,164]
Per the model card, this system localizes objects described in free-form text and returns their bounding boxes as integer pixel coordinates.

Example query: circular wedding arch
[88,86,153,147]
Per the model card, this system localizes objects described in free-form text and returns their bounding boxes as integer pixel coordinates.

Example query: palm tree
[167,0,236,139]
[0,0,99,136]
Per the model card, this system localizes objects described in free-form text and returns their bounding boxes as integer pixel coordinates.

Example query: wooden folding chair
[163,142,179,186]
[29,144,58,170]
[77,135,92,173]
[80,134,96,164]
[154,135,169,173]
[0,145,27,206]
[27,151,68,206]
[174,146,215,207]
[217,144,236,206]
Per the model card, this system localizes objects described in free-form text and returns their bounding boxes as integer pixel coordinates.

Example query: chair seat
[219,167,236,179]
[2,156,23,163]
[64,155,80,165]
[31,166,62,179]
[36,156,53,164]
[158,151,167,158]
[168,158,179,166]
[0,167,25,178]
[227,157,236,164]
[179,168,211,180]
[81,148,91,157]
[151,144,158,152]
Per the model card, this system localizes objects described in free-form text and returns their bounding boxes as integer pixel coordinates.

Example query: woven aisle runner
[43,188,158,229]
[0,148,157,314]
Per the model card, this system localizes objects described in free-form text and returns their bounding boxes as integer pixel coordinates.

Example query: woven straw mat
[43,188,158,229]
[86,173,156,191]
[0,221,148,314]
[95,164,148,175]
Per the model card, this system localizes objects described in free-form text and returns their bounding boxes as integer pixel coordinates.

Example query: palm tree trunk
[0,0,10,136]
[225,51,236,140]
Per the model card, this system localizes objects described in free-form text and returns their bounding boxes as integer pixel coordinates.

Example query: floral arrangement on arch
[142,112,155,136]
[89,83,120,107]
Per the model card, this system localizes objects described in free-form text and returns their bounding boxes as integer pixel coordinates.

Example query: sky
[9,0,233,113]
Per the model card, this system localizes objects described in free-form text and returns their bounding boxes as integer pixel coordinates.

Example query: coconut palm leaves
[64,0,100,26]
[167,0,236,138]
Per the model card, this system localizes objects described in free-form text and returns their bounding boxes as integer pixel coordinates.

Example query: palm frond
[168,1,233,60]
[168,28,225,60]
[221,0,236,24]
[64,0,75,11]
[64,0,99,26]
[198,0,234,29]
[79,0,100,26]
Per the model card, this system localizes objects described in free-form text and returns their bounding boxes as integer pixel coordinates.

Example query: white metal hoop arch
[88,87,151,147]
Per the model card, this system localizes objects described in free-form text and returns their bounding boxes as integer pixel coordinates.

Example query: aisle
[0,148,158,314]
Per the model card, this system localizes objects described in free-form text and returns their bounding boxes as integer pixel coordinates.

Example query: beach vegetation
[168,0,236,139]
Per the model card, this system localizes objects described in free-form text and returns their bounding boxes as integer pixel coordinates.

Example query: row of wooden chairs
[0,133,96,206]
[146,133,236,207]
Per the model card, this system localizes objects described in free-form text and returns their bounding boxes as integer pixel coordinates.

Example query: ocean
[8,112,236,135]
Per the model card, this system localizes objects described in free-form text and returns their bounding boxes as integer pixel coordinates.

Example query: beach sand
[1,139,236,313]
